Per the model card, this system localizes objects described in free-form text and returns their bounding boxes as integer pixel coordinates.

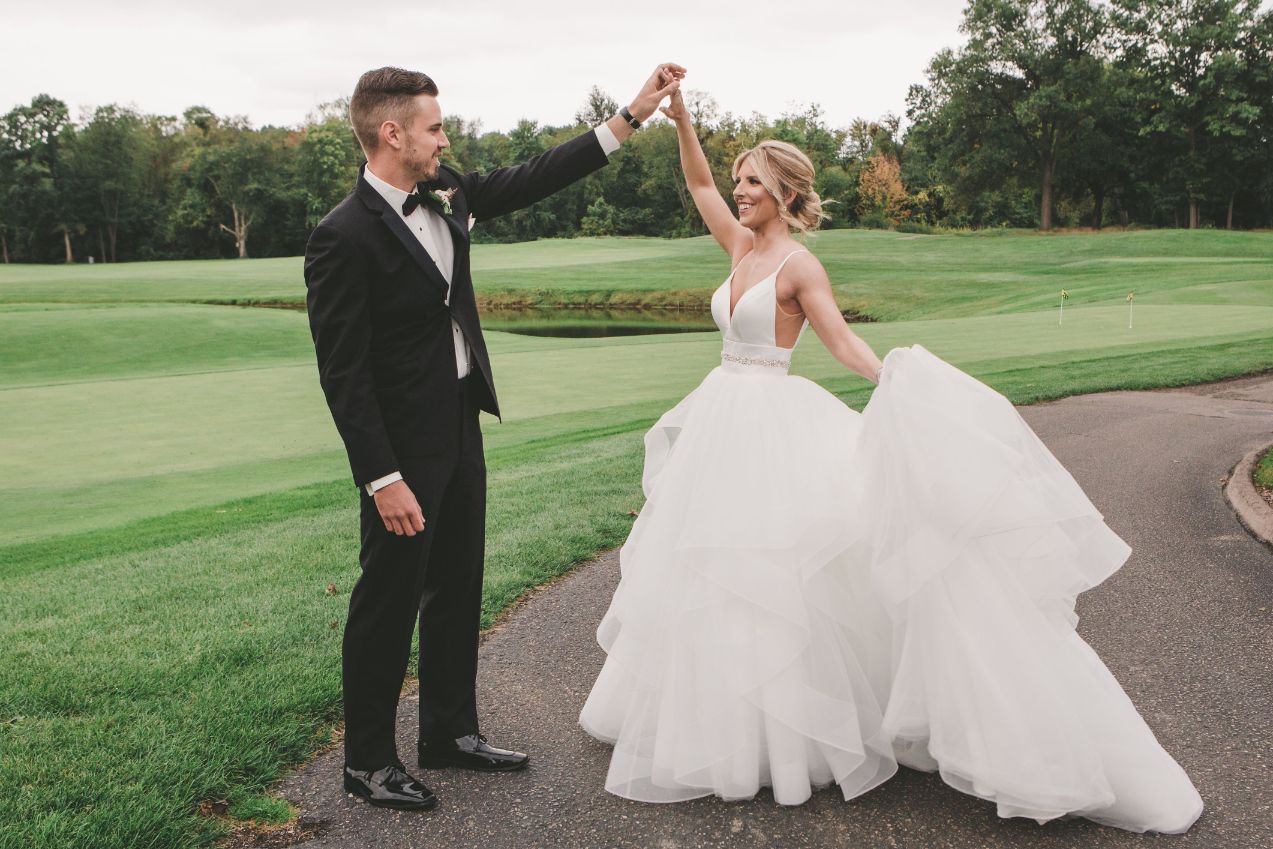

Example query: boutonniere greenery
[432,187,456,216]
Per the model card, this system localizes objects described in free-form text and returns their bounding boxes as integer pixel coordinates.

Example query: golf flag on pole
[1059,289,1070,326]
[1127,291,1134,329]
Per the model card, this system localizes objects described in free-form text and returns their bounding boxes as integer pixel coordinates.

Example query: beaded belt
[720,340,792,374]
[721,351,790,369]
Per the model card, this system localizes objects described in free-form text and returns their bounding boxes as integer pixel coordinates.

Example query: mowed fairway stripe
[0,303,314,389]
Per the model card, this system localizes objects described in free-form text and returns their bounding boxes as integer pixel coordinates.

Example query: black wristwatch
[619,106,641,130]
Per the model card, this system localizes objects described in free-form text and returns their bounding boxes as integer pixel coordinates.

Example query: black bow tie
[402,181,447,217]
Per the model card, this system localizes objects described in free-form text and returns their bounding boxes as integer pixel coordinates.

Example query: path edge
[1225,441,1273,548]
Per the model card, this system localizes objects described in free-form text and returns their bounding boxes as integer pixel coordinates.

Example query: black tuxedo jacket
[304,130,609,486]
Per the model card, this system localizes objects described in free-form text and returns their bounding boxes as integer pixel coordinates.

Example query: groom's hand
[606,63,685,144]
[374,480,426,536]
[627,63,686,122]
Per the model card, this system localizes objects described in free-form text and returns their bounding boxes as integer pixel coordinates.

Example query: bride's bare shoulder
[784,248,831,286]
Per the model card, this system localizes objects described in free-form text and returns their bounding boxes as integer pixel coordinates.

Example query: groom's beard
[402,135,441,184]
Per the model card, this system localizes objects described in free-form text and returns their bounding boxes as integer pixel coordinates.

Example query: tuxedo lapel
[355,175,451,296]
[429,170,470,247]
[439,209,469,247]
[381,206,454,295]
[444,247,498,413]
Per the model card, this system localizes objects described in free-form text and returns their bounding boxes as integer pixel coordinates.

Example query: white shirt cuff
[364,471,403,495]
[594,123,621,157]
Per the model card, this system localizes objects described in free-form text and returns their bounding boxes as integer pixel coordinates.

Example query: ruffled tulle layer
[580,365,896,804]
[579,346,1203,833]
[863,346,1202,832]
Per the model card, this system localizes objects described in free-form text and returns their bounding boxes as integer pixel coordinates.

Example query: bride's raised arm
[661,90,752,261]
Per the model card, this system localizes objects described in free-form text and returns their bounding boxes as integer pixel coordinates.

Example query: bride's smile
[732,165,774,225]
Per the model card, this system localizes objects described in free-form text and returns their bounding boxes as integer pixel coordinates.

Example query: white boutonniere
[431,187,456,216]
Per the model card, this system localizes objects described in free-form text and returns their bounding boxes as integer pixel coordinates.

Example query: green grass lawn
[2,230,1272,849]
[1256,445,1273,490]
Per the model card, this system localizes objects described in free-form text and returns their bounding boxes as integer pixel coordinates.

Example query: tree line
[1,0,1269,264]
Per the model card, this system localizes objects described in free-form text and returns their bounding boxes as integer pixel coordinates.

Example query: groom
[304,63,684,810]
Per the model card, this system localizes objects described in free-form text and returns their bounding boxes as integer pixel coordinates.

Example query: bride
[578,88,1204,834]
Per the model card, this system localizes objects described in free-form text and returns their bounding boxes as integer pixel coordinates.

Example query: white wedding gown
[578,251,1204,833]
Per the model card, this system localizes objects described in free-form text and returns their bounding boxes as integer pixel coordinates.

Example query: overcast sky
[3,1,971,132]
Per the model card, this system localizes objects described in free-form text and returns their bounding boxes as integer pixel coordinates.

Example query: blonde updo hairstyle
[731,140,828,235]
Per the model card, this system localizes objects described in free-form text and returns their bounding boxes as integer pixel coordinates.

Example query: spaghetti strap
[774,249,809,276]
[774,250,809,318]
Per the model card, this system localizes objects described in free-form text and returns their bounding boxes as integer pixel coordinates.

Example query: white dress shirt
[364,124,622,495]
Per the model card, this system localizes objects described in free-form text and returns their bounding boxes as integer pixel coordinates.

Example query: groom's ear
[380,119,404,152]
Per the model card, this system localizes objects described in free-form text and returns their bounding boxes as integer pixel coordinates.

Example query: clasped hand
[627,63,687,122]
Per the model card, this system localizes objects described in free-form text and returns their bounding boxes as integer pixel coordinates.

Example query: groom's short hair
[350,67,439,154]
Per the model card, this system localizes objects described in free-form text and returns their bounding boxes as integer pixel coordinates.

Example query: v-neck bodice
[710,250,810,373]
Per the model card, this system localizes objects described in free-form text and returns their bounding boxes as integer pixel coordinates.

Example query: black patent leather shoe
[343,763,437,810]
[417,733,529,772]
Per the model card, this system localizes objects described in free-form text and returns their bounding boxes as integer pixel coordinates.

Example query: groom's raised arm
[456,63,685,222]
[453,129,612,222]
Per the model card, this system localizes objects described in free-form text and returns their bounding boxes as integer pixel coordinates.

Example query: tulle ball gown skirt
[579,353,898,805]
[579,345,1204,834]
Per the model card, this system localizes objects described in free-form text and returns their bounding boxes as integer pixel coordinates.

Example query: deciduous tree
[858,152,909,226]
[908,0,1108,229]
[1112,0,1263,228]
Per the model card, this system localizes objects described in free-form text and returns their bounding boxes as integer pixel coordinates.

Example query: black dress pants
[342,379,486,770]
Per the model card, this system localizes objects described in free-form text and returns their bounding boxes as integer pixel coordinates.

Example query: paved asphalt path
[273,373,1273,849]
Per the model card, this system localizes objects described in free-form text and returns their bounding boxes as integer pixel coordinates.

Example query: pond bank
[211,293,877,325]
